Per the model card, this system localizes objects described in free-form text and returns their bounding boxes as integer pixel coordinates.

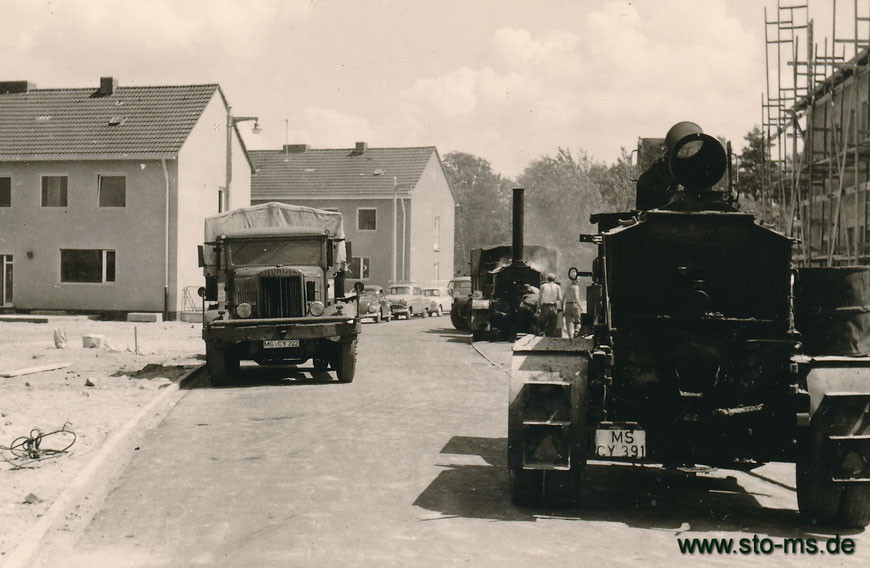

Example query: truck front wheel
[207,345,239,387]
[335,338,358,383]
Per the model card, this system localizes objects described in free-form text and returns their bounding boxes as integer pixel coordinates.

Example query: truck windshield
[229,239,322,267]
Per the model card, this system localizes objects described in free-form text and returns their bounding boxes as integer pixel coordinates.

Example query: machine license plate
[263,339,299,349]
[594,428,646,459]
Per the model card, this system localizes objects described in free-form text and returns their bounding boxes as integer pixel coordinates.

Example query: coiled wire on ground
[0,424,77,469]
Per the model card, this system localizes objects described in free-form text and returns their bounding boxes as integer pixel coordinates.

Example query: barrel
[794,266,870,356]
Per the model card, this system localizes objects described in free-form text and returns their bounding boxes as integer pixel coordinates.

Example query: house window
[357,208,377,231]
[0,177,10,207]
[434,215,440,251]
[98,175,126,207]
[41,175,68,207]
[61,249,116,283]
[349,256,370,279]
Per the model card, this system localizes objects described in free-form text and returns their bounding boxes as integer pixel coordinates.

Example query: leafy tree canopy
[442,152,514,275]
[516,148,634,277]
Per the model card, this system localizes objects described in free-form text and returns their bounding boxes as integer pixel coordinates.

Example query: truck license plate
[594,428,646,459]
[263,339,299,349]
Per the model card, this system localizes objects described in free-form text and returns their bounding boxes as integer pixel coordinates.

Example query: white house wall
[408,154,455,286]
[0,159,170,312]
[176,93,251,317]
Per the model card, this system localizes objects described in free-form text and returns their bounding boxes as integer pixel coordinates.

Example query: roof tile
[0,84,220,157]
[250,147,437,199]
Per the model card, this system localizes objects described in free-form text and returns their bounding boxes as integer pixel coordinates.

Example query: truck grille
[234,278,258,307]
[260,273,304,318]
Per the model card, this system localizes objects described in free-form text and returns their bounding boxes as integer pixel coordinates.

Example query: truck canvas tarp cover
[203,202,346,268]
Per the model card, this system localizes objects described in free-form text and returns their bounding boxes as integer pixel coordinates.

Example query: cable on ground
[0,424,77,469]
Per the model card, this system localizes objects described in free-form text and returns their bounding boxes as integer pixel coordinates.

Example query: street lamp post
[224,104,260,212]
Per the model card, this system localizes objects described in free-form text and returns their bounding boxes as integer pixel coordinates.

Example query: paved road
[36,317,869,566]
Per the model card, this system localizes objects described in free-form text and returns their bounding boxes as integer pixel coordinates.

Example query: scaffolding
[763,0,870,266]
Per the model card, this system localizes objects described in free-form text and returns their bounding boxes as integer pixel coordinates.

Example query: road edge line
[471,341,510,373]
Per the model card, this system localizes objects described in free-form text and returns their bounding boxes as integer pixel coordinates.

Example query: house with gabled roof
[0,77,254,319]
[249,143,455,289]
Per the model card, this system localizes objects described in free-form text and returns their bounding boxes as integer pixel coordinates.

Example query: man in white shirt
[537,273,563,337]
[565,278,583,338]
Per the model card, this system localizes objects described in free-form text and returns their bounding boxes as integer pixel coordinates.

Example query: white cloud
[388,0,760,175]
[403,67,478,118]
[1,0,771,177]
[272,107,373,149]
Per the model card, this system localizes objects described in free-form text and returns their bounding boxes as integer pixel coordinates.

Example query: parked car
[423,287,451,316]
[357,285,392,323]
[386,284,428,319]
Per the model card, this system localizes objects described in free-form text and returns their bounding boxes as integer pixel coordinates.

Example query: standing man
[565,276,583,338]
[537,273,563,337]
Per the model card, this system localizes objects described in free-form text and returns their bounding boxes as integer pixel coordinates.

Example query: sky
[0,0,861,178]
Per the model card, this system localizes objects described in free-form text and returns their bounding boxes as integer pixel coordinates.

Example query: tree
[736,125,787,223]
[442,152,514,276]
[590,149,636,212]
[517,148,634,275]
[737,126,766,201]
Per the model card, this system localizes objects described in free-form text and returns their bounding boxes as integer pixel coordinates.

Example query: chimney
[0,81,34,95]
[99,77,118,96]
[283,144,309,153]
[351,141,368,155]
[512,187,525,265]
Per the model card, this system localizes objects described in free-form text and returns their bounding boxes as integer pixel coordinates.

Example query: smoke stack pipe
[512,187,524,265]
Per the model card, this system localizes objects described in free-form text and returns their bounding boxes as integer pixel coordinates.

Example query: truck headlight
[236,303,253,318]
[309,301,325,316]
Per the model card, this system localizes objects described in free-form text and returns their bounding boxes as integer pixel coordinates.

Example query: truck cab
[199,204,361,385]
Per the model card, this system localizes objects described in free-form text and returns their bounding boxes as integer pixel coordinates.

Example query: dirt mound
[111,363,194,381]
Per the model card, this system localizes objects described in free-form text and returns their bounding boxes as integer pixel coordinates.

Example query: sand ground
[0,317,204,559]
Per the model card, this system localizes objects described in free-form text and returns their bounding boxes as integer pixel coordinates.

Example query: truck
[508,122,870,528]
[198,202,362,385]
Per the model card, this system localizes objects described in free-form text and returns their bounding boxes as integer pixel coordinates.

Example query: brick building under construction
[763,1,870,266]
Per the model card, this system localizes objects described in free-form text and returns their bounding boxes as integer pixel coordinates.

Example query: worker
[565,276,583,338]
[515,283,539,335]
[537,273,563,337]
